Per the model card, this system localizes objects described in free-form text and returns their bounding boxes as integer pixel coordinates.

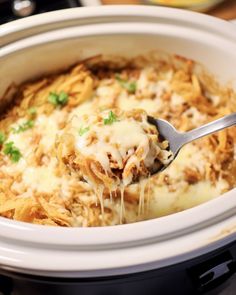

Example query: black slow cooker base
[1,241,236,295]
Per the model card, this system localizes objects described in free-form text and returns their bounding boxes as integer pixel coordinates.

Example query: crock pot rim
[1,5,236,47]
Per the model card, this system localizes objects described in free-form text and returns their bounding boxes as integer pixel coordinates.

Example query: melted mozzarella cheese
[183,107,207,126]
[35,111,64,151]
[8,119,33,157]
[137,67,170,98]
[166,144,207,179]
[3,111,69,195]
[118,94,163,114]
[171,93,184,107]
[69,100,94,120]
[76,119,149,171]
[22,158,61,193]
[150,178,228,218]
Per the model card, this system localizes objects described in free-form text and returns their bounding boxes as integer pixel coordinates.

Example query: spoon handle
[182,112,236,144]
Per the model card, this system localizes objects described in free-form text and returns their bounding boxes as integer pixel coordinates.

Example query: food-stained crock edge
[0,189,235,248]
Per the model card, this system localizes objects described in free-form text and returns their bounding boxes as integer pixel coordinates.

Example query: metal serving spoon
[148,112,236,174]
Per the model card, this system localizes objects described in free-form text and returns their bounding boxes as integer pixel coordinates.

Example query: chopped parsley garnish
[12,120,34,134]
[0,132,6,145]
[28,107,37,116]
[115,75,137,94]
[79,126,90,136]
[104,111,118,125]
[48,91,68,106]
[3,142,22,163]
[48,92,58,105]
[126,82,137,93]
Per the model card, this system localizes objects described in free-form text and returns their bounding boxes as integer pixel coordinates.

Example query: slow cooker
[0,6,236,295]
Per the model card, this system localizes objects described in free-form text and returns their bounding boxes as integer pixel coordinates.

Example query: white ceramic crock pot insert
[0,6,236,278]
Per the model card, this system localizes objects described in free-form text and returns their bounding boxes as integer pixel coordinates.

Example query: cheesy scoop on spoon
[58,109,173,192]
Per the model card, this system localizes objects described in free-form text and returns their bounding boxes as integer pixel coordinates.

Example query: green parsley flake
[48,92,58,105]
[12,120,34,134]
[58,91,68,105]
[126,82,137,93]
[79,126,90,136]
[115,75,137,94]
[3,142,22,163]
[0,132,6,145]
[104,111,118,125]
[48,91,68,106]
[28,107,37,116]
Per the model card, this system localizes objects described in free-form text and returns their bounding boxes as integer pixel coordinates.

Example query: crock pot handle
[0,274,13,295]
[188,251,236,293]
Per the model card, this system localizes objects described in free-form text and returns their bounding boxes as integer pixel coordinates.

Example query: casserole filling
[0,54,235,226]
[59,109,173,187]
[58,109,173,217]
